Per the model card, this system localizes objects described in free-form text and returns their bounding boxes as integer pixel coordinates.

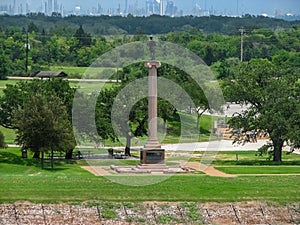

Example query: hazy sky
[2,0,300,16]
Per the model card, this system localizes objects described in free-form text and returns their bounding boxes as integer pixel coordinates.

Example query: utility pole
[239,28,245,62]
[25,31,29,74]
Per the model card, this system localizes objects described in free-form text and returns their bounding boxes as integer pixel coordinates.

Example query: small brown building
[35,71,67,79]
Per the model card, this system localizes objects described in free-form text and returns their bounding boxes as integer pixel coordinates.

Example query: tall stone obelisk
[140,36,165,165]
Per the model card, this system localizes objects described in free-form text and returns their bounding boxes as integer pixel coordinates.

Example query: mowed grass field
[215,166,300,174]
[0,148,300,204]
[50,66,118,79]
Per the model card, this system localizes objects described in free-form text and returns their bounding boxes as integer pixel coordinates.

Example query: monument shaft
[144,61,161,149]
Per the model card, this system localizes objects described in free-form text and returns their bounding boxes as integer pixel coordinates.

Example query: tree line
[0,21,300,78]
[1,13,299,35]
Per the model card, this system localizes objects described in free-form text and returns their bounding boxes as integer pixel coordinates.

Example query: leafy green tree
[0,46,9,79]
[124,99,148,156]
[74,25,92,48]
[224,59,300,162]
[27,22,39,33]
[14,94,75,169]
[95,88,119,143]
[158,98,175,131]
[95,86,149,156]
[211,57,240,79]
[159,64,223,131]
[203,44,215,66]
[0,79,75,129]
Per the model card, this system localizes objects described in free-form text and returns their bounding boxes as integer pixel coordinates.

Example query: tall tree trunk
[196,113,200,131]
[65,149,73,159]
[51,149,54,169]
[33,151,40,159]
[196,109,207,131]
[163,118,167,131]
[125,133,132,156]
[272,138,284,162]
[41,152,44,169]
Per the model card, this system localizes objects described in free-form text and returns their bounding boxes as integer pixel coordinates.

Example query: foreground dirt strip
[0,202,299,224]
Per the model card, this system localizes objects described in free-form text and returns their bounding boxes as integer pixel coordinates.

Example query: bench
[107,148,126,159]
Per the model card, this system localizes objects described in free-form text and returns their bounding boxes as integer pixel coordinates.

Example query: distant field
[0,78,116,95]
[70,81,115,93]
[50,66,118,79]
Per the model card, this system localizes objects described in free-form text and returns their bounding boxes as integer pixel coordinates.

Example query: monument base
[140,149,165,165]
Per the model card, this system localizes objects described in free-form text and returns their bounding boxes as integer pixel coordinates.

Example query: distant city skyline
[0,0,299,17]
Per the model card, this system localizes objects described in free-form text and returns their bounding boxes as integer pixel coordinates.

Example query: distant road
[7,76,117,83]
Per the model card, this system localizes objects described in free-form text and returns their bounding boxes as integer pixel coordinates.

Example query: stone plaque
[140,149,165,164]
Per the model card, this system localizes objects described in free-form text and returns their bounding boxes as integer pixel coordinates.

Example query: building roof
[35,71,68,78]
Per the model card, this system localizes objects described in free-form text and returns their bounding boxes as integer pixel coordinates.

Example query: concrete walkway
[183,162,237,177]
[162,139,270,151]
[5,139,281,152]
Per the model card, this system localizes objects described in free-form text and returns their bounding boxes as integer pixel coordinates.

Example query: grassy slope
[0,148,300,204]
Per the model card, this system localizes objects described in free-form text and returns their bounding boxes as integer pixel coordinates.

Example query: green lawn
[215,166,300,174]
[162,114,218,144]
[0,148,300,204]
[211,151,300,165]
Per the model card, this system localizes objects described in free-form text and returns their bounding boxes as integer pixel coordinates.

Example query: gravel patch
[0,202,299,224]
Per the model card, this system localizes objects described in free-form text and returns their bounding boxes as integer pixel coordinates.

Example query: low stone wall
[0,202,299,224]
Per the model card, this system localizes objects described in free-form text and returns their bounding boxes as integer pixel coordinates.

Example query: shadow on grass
[199,127,210,135]
[0,150,84,170]
[42,167,70,171]
[0,151,39,166]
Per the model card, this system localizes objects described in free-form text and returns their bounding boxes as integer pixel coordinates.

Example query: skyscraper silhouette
[125,0,128,14]
[48,0,53,15]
